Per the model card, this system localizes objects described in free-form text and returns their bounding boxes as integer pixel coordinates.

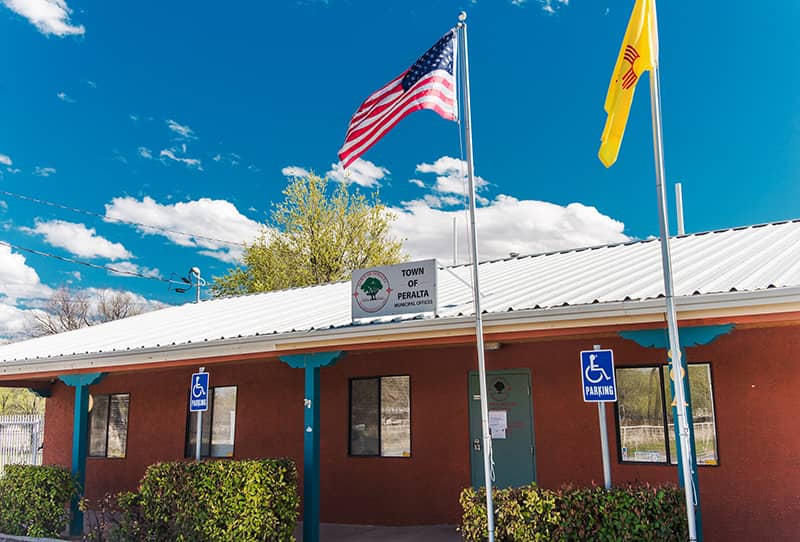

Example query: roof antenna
[675,182,685,235]
[170,267,205,303]
[189,267,204,303]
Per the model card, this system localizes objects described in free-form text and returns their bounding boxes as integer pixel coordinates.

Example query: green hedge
[460,483,687,542]
[102,459,299,542]
[0,464,78,538]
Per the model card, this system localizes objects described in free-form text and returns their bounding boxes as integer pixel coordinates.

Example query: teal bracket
[619,324,733,542]
[279,352,344,542]
[59,372,107,536]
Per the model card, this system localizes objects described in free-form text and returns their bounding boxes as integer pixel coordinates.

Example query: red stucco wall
[43,325,800,541]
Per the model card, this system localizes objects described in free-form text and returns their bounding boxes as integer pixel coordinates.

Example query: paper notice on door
[488,410,507,439]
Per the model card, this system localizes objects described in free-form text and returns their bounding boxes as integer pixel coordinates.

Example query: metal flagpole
[648,62,699,542]
[457,12,496,542]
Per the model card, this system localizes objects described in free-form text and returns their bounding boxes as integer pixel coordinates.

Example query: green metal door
[469,370,536,489]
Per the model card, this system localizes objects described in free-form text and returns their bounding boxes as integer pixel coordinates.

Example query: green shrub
[0,464,78,537]
[460,483,687,542]
[105,459,299,542]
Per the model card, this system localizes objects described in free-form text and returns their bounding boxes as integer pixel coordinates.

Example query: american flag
[338,29,458,169]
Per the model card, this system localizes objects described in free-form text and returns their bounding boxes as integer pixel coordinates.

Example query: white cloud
[56,91,75,103]
[538,0,568,13]
[104,196,263,262]
[6,168,20,174]
[166,119,196,139]
[327,158,390,188]
[138,147,153,159]
[129,114,139,122]
[111,149,128,164]
[86,79,96,88]
[213,152,241,166]
[107,261,161,279]
[0,201,8,210]
[415,156,488,195]
[1,0,85,36]
[0,303,39,340]
[391,195,629,264]
[160,148,202,170]
[0,154,11,166]
[282,166,309,178]
[23,219,133,260]
[408,178,425,188]
[0,244,52,303]
[33,166,56,177]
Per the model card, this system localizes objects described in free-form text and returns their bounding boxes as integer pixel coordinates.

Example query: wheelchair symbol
[584,354,610,384]
[192,375,206,398]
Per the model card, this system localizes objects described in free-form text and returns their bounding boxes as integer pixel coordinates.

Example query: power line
[0,239,186,285]
[0,190,249,248]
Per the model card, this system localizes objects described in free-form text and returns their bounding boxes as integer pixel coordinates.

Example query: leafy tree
[360,277,383,300]
[213,173,406,296]
[0,388,44,415]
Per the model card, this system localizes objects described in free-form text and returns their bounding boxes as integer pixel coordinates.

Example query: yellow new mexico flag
[598,0,659,168]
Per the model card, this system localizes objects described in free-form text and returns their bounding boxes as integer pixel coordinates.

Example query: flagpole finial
[458,11,467,22]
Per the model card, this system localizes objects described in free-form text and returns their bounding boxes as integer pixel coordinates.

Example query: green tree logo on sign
[360,277,383,300]
[353,269,391,314]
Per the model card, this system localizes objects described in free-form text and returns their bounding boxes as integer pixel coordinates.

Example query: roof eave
[2,286,800,379]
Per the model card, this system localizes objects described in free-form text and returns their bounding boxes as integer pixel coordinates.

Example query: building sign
[351,259,437,320]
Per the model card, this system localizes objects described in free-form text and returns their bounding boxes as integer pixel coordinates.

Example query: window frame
[613,362,720,467]
[348,375,412,459]
[88,392,130,459]
[184,385,238,459]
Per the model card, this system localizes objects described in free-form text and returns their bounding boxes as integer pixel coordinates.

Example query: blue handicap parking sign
[580,349,617,402]
[189,372,209,412]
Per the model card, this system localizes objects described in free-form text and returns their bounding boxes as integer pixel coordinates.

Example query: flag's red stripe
[348,73,406,123]
[345,73,455,139]
[340,94,455,166]
[339,93,455,167]
[345,85,404,139]
[339,88,455,160]
[342,83,455,148]
[342,73,455,146]
[340,101,453,169]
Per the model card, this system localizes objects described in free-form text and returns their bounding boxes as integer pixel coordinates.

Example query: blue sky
[0,0,798,338]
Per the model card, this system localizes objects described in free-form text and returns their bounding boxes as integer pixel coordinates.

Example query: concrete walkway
[294,524,462,541]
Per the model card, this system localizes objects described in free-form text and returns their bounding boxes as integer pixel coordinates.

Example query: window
[616,363,719,466]
[89,393,130,458]
[185,386,237,458]
[349,376,410,457]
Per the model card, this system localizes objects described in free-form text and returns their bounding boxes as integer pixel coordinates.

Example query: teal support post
[59,373,106,536]
[619,325,733,542]
[279,352,344,542]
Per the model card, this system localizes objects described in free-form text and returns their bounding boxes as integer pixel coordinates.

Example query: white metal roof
[2,219,800,371]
